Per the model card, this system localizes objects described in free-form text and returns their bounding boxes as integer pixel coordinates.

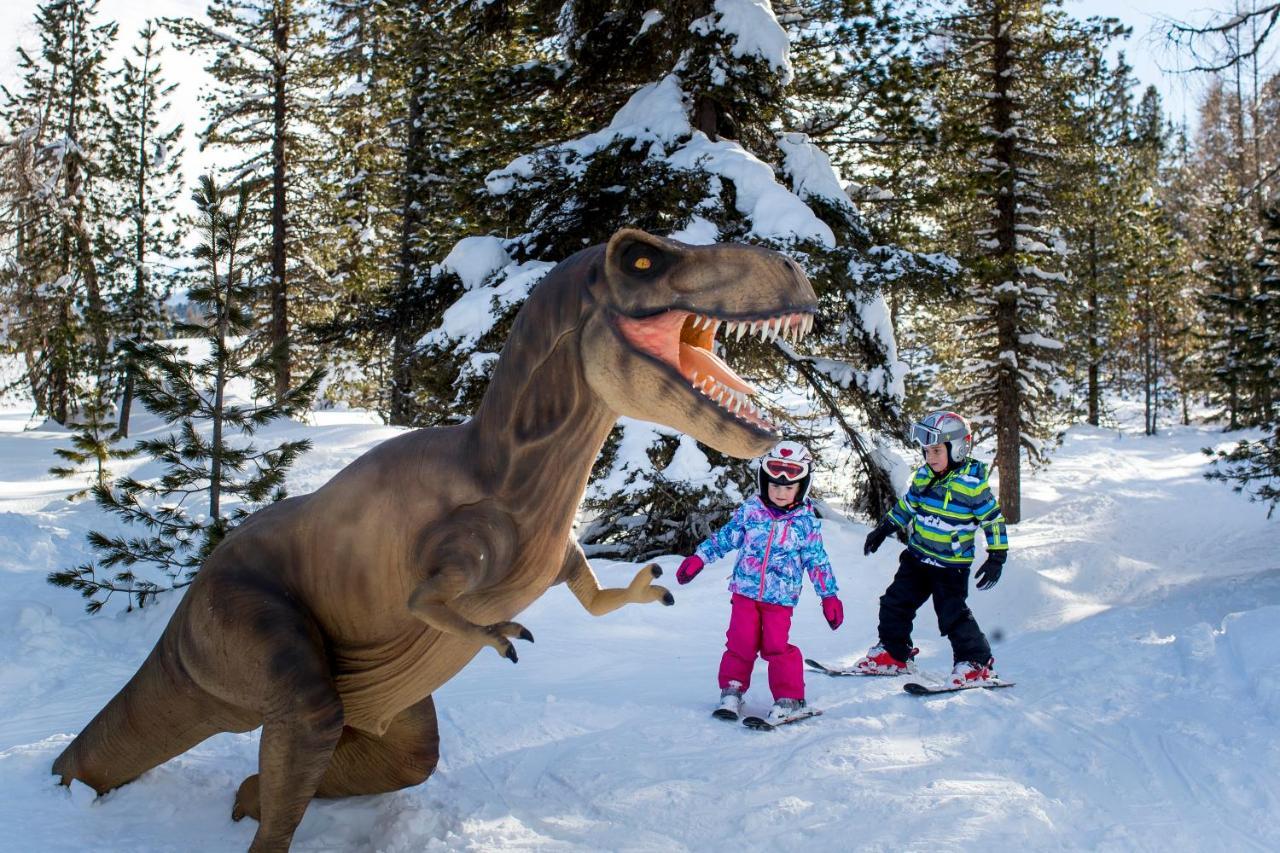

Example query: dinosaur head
[581,228,818,459]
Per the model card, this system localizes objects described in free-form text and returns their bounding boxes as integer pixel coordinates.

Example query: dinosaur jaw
[613,308,815,434]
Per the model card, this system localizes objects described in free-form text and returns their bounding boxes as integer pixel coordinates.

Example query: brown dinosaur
[51,227,818,851]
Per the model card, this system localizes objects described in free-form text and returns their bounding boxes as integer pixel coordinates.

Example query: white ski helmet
[910,410,972,465]
[757,440,813,508]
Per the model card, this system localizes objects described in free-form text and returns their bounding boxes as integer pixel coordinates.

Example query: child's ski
[902,679,1014,696]
[805,658,904,677]
[711,707,740,722]
[741,709,823,730]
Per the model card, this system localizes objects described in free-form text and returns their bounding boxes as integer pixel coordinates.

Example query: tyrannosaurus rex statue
[52,228,818,851]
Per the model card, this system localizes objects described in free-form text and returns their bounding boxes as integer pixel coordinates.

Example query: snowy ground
[1,400,1278,852]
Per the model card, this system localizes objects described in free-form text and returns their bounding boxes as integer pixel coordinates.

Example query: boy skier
[855,410,1008,687]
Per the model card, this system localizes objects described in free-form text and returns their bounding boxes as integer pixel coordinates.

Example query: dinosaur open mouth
[614,309,814,431]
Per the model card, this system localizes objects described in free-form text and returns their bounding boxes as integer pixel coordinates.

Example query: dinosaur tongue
[679,343,755,396]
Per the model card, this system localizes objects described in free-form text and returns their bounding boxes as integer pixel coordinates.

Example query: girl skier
[675,440,843,724]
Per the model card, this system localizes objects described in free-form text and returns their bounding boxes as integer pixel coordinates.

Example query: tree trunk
[390,42,427,426]
[991,0,1021,523]
[270,0,291,402]
[120,47,153,439]
[1087,227,1100,425]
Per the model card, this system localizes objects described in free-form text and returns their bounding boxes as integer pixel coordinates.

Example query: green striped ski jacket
[884,459,1009,568]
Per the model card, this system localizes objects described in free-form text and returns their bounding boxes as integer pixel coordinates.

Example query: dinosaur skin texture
[51,228,819,851]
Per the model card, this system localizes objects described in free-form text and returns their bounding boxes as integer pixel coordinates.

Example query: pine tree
[1194,186,1257,430]
[303,0,405,412]
[168,0,327,403]
[413,2,946,557]
[0,0,118,423]
[785,0,963,416]
[1123,89,1193,435]
[1204,205,1280,514]
[104,20,186,437]
[1058,50,1136,426]
[48,384,136,499]
[306,1,535,424]
[924,0,1121,522]
[48,175,321,612]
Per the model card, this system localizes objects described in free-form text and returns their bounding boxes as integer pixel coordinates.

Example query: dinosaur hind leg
[233,693,439,821]
[52,642,242,795]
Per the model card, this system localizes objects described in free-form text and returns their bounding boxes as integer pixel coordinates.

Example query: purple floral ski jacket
[694,495,837,607]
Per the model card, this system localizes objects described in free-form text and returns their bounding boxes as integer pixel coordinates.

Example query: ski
[902,679,1014,696]
[805,658,908,677]
[741,709,823,730]
[711,707,740,722]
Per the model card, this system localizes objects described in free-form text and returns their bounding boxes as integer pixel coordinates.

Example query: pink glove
[676,555,704,585]
[822,595,843,630]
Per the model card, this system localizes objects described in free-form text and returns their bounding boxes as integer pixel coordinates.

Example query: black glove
[863,520,897,556]
[975,552,1006,591]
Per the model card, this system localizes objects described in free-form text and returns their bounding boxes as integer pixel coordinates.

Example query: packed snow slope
[1,401,1277,852]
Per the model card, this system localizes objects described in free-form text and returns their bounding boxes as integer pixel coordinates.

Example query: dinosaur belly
[333,627,477,734]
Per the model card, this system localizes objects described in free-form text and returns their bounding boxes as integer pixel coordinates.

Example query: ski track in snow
[1,401,1277,851]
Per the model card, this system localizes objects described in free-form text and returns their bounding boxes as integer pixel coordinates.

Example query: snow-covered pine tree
[0,0,118,423]
[1205,204,1280,515]
[1057,50,1136,426]
[48,175,321,612]
[168,0,327,403]
[1247,204,1280,424]
[1194,185,1257,430]
[304,0,405,412]
[784,0,963,416]
[1123,87,1194,436]
[308,1,542,424]
[418,1,941,558]
[925,0,1120,522]
[104,20,186,436]
[48,388,136,499]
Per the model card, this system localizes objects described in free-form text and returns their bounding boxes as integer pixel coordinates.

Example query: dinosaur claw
[518,627,534,643]
[662,591,675,606]
[649,564,662,578]
[503,644,518,663]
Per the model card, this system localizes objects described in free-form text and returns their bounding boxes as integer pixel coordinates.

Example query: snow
[637,9,664,37]
[667,215,719,245]
[437,236,512,291]
[777,132,850,207]
[3,394,1279,850]
[483,74,836,249]
[419,260,554,349]
[666,134,835,247]
[690,0,794,86]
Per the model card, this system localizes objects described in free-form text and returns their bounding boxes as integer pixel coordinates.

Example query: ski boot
[852,644,919,676]
[948,658,996,688]
[713,681,745,721]
[766,697,809,725]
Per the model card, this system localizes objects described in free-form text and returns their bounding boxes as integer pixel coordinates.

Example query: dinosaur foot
[232,774,261,822]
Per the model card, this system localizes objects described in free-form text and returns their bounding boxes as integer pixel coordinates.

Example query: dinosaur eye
[618,239,672,278]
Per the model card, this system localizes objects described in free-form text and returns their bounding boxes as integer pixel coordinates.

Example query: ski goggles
[763,458,808,481]
[910,422,942,448]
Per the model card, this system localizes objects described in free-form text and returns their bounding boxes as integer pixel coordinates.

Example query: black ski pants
[878,549,991,666]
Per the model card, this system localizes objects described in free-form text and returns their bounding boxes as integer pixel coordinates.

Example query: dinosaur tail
[52,639,227,795]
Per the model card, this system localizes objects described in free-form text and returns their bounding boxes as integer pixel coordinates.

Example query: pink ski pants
[718,592,804,701]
